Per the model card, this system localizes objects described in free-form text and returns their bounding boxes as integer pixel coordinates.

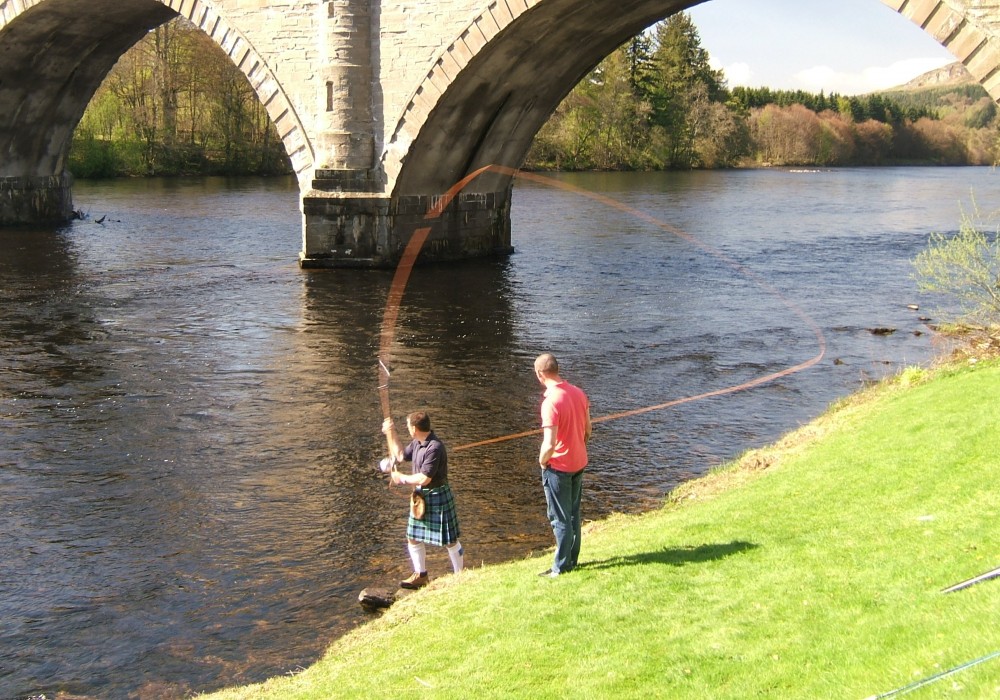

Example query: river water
[0,167,993,698]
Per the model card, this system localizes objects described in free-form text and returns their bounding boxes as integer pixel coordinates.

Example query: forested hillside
[525,14,999,170]
[876,62,998,150]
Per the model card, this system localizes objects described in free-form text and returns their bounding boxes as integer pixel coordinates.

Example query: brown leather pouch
[410,490,426,519]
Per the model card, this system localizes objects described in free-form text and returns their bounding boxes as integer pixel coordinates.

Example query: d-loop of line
[377,165,827,452]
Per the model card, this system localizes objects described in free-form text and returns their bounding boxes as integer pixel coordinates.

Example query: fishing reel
[378,456,397,474]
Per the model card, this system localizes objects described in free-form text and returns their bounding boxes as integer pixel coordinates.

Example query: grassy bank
[201,357,1000,699]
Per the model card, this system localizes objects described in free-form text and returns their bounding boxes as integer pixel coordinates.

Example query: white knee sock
[407,542,426,573]
[446,541,464,573]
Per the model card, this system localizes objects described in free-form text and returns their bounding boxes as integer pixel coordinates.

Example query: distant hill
[895,61,976,91]
[877,61,994,127]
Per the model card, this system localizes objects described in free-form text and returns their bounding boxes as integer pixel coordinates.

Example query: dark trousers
[542,467,584,573]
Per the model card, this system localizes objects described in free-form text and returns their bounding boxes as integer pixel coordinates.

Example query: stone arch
[385,0,721,198]
[385,0,1000,201]
[0,0,312,183]
[152,0,314,179]
[380,0,537,192]
[882,0,1000,101]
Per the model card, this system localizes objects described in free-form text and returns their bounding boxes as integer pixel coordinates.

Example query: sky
[686,0,958,95]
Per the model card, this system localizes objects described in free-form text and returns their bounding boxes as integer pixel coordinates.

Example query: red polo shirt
[541,381,589,473]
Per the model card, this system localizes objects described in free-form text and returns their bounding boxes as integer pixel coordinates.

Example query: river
[0,167,992,698]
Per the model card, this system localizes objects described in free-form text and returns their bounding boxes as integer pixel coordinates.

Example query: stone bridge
[1,0,999,267]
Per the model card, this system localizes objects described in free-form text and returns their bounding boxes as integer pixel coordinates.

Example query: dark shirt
[403,431,448,489]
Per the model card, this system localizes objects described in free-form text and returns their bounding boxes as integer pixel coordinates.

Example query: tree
[647,12,728,168]
[624,33,656,98]
[852,118,892,164]
[70,17,290,176]
[591,49,655,169]
[528,39,662,170]
[530,57,620,170]
[152,23,180,146]
[815,111,855,165]
[963,96,997,130]
[909,117,968,164]
[651,14,724,101]
[688,83,750,167]
[104,39,160,173]
[913,205,1000,329]
[748,103,823,165]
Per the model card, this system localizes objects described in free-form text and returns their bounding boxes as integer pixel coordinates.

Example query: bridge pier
[0,173,74,226]
[299,182,515,269]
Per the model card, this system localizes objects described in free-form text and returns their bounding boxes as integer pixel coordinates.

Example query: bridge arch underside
[392,0,702,200]
[0,0,177,224]
[332,0,703,268]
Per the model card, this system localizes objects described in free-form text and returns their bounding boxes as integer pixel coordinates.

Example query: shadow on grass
[579,540,758,570]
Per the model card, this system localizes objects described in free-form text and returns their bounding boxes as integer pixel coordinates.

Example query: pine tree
[649,12,728,167]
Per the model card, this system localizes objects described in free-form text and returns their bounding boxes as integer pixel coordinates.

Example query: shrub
[912,204,1000,329]
[68,135,121,178]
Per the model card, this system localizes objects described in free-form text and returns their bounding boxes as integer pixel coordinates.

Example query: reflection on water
[0,168,992,698]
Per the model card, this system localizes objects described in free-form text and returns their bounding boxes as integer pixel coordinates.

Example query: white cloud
[707,53,955,95]
[862,57,956,90]
[793,56,954,95]
[794,65,845,93]
[720,61,754,87]
[710,54,758,88]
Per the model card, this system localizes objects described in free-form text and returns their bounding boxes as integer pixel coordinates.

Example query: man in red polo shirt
[534,353,592,577]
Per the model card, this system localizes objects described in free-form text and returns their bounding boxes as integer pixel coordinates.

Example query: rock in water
[358,587,397,610]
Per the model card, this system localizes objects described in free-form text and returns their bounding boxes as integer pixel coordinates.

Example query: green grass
[201,357,1000,699]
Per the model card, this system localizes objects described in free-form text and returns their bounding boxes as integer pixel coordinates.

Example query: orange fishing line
[378,165,826,453]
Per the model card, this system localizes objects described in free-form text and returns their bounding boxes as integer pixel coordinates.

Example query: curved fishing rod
[377,167,489,420]
[378,164,827,452]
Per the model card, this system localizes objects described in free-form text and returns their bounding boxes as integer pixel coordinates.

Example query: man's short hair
[534,353,559,375]
[407,411,431,432]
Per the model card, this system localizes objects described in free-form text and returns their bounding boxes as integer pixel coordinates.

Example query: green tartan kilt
[407,484,460,546]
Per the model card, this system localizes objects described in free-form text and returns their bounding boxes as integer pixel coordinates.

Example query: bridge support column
[0,173,74,225]
[299,185,515,269]
[316,0,377,176]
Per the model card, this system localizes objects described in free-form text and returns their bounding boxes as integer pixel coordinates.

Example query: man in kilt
[382,411,463,589]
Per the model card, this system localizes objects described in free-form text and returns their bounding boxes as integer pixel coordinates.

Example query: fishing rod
[377,167,488,422]
[864,650,1000,699]
[941,564,1000,594]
